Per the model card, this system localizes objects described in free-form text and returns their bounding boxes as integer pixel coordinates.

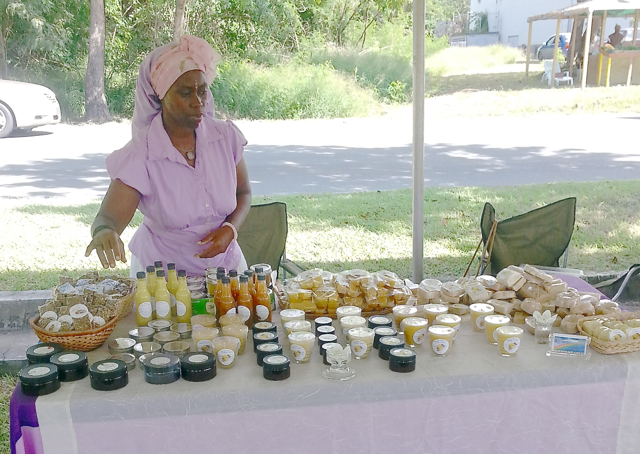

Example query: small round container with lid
[336,306,362,322]
[153,331,181,346]
[469,303,495,332]
[89,359,128,391]
[280,309,305,325]
[318,333,338,353]
[389,348,416,373]
[339,315,367,337]
[108,353,136,371]
[108,338,136,355]
[50,351,89,381]
[484,314,511,345]
[284,320,312,336]
[262,354,291,381]
[316,325,336,339]
[434,314,462,340]
[192,327,219,353]
[143,352,181,384]
[190,314,216,329]
[181,352,216,382]
[129,326,155,343]
[148,319,173,332]
[163,341,191,358]
[373,326,397,349]
[379,336,405,360]
[170,323,193,340]
[314,316,333,335]
[133,341,162,357]
[19,363,60,396]
[400,317,429,348]
[428,325,456,356]
[256,343,283,366]
[26,343,63,365]
[368,315,393,330]
[253,321,277,335]
[253,331,278,352]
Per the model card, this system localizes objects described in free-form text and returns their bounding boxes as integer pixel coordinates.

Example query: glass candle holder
[534,320,553,344]
[469,303,495,332]
[347,327,375,359]
[288,331,315,363]
[392,306,418,334]
[484,315,511,345]
[496,326,524,356]
[400,317,429,348]
[222,324,249,355]
[428,325,455,356]
[422,304,448,325]
[211,336,240,369]
[339,315,366,337]
[434,314,461,340]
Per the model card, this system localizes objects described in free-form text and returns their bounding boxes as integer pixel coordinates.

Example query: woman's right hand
[85,228,127,269]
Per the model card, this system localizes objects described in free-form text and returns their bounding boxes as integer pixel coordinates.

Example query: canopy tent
[525,0,640,88]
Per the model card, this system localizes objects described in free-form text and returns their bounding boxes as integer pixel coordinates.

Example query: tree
[174,0,186,41]
[85,0,110,122]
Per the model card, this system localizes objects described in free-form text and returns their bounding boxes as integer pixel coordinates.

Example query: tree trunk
[0,15,7,79]
[85,0,111,122]
[173,0,187,41]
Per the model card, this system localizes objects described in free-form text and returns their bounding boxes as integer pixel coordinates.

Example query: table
[597,48,640,87]
[11,279,640,454]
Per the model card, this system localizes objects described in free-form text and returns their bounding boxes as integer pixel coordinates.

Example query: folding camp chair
[478,197,577,276]
[236,202,304,279]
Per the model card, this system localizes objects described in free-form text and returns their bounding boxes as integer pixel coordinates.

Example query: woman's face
[161,70,208,129]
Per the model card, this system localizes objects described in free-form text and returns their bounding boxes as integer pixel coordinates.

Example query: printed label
[376,328,395,336]
[260,343,280,352]
[28,366,50,377]
[205,301,216,315]
[256,305,269,321]
[176,301,187,317]
[413,328,427,345]
[393,348,414,357]
[33,346,54,355]
[192,324,204,330]
[266,355,288,365]
[170,294,177,309]
[58,353,80,363]
[351,340,368,356]
[190,354,209,363]
[290,344,307,361]
[503,337,521,354]
[254,322,272,330]
[238,306,251,322]
[475,315,487,330]
[256,332,275,340]
[197,340,213,353]
[156,300,170,317]
[226,307,237,316]
[432,338,450,355]
[97,362,119,372]
[217,348,235,366]
[150,357,171,366]
[138,301,152,319]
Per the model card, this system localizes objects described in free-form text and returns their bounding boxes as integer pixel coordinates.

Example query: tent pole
[569,18,578,78]
[598,11,608,86]
[525,20,533,78]
[412,0,425,283]
[582,12,594,89]
[629,10,640,86]
[551,18,561,86]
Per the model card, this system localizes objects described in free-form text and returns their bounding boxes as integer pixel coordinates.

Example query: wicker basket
[29,281,136,352]
[577,311,640,355]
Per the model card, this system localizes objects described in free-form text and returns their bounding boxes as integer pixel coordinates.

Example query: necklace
[174,144,196,161]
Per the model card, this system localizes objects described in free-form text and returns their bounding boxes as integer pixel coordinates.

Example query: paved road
[1,108,639,200]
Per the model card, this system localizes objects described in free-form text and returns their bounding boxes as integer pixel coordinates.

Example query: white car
[0,80,61,138]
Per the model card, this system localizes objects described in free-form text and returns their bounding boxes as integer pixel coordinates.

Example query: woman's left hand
[196,225,235,259]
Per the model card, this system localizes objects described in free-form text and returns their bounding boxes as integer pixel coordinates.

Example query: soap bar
[523,264,555,283]
[441,282,465,298]
[464,281,490,304]
[545,280,568,296]
[492,290,516,300]
[560,314,583,334]
[520,298,542,315]
[488,299,515,316]
[497,269,523,289]
[440,293,460,304]
[449,304,470,316]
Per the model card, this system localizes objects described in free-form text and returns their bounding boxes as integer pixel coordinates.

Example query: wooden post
[629,10,639,86]
[582,12,594,89]
[569,18,579,78]
[551,18,561,87]
[598,11,608,86]
[526,20,533,79]
[606,57,612,87]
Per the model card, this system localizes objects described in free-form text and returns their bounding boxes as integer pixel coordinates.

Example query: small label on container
[58,354,80,363]
[238,306,251,322]
[376,328,395,336]
[176,301,187,317]
[256,305,269,321]
[432,339,449,355]
[156,301,170,317]
[381,337,403,346]
[254,322,272,330]
[138,301,152,319]
[266,355,288,365]
[290,344,306,361]
[226,307,237,316]
[28,366,50,377]
[350,340,368,356]
[33,346,54,355]
[217,349,235,366]
[413,328,427,345]
[503,337,520,354]
[197,340,213,353]
[205,301,216,315]
[97,362,119,372]
[260,343,280,352]
[190,354,208,363]
[370,316,388,324]
[150,357,171,366]
[256,332,275,340]
[392,348,414,357]
[475,315,487,330]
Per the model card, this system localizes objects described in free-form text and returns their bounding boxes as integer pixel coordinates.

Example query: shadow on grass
[427,70,550,97]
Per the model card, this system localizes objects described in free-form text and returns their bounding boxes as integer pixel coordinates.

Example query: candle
[192,327,219,353]
[484,315,511,345]
[288,331,315,363]
[469,303,494,332]
[211,336,241,369]
[428,325,455,356]
[339,315,367,337]
[336,306,362,322]
[347,327,375,359]
[190,314,216,329]
[367,315,392,329]
[434,314,461,340]
[280,309,306,325]
[283,320,312,336]
[392,305,418,333]
[495,326,524,356]
[222,324,249,355]
[422,304,448,325]
[400,317,429,348]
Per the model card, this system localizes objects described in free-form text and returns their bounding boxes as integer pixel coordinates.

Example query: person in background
[85,35,251,276]
[608,24,625,47]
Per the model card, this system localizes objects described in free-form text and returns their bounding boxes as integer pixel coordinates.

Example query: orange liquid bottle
[229,269,240,302]
[167,262,179,317]
[237,275,254,327]
[214,270,225,320]
[254,273,272,322]
[218,276,236,320]
[244,270,256,298]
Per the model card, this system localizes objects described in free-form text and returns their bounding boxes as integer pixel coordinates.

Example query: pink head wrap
[150,35,221,100]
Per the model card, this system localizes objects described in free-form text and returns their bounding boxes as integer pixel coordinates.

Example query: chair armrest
[281,258,305,277]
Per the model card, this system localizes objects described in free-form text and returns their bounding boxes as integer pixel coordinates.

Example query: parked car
[622,27,640,45]
[537,33,571,60]
[0,80,61,138]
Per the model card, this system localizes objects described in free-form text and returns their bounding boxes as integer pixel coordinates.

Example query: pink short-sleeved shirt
[106,113,247,275]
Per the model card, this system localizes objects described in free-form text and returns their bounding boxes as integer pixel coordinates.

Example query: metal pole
[412,0,425,283]
[525,20,533,78]
[582,12,594,89]
[551,18,561,87]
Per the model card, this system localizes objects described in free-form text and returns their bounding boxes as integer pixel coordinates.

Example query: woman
[85,35,251,276]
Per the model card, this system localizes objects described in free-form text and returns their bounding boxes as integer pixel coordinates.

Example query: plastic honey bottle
[135,271,153,326]
[229,269,240,302]
[237,274,254,327]
[167,262,179,317]
[218,276,236,319]
[214,270,225,320]
[175,269,192,323]
[154,270,172,321]
[254,273,272,322]
[244,269,256,298]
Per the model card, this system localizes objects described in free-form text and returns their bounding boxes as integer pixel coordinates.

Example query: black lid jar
[389,348,416,373]
[314,317,333,335]
[256,342,283,366]
[262,354,291,381]
[373,326,398,349]
[109,353,136,371]
[50,351,89,382]
[253,331,278,353]
[317,325,336,338]
[321,342,339,365]
[318,333,338,353]
[89,359,128,391]
[252,321,277,335]
[143,352,181,385]
[378,336,404,360]
[19,363,60,396]
[26,343,63,365]
[181,352,217,382]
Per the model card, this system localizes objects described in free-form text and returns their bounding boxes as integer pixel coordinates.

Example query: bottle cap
[167,263,176,270]
[136,271,146,279]
[146,265,155,273]
[178,270,186,277]
[156,270,165,278]
[154,261,163,268]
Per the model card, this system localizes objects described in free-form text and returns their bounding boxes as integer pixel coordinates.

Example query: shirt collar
[147,113,222,162]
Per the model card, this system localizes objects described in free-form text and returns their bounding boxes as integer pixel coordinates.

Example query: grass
[1,180,639,291]
[0,375,16,454]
